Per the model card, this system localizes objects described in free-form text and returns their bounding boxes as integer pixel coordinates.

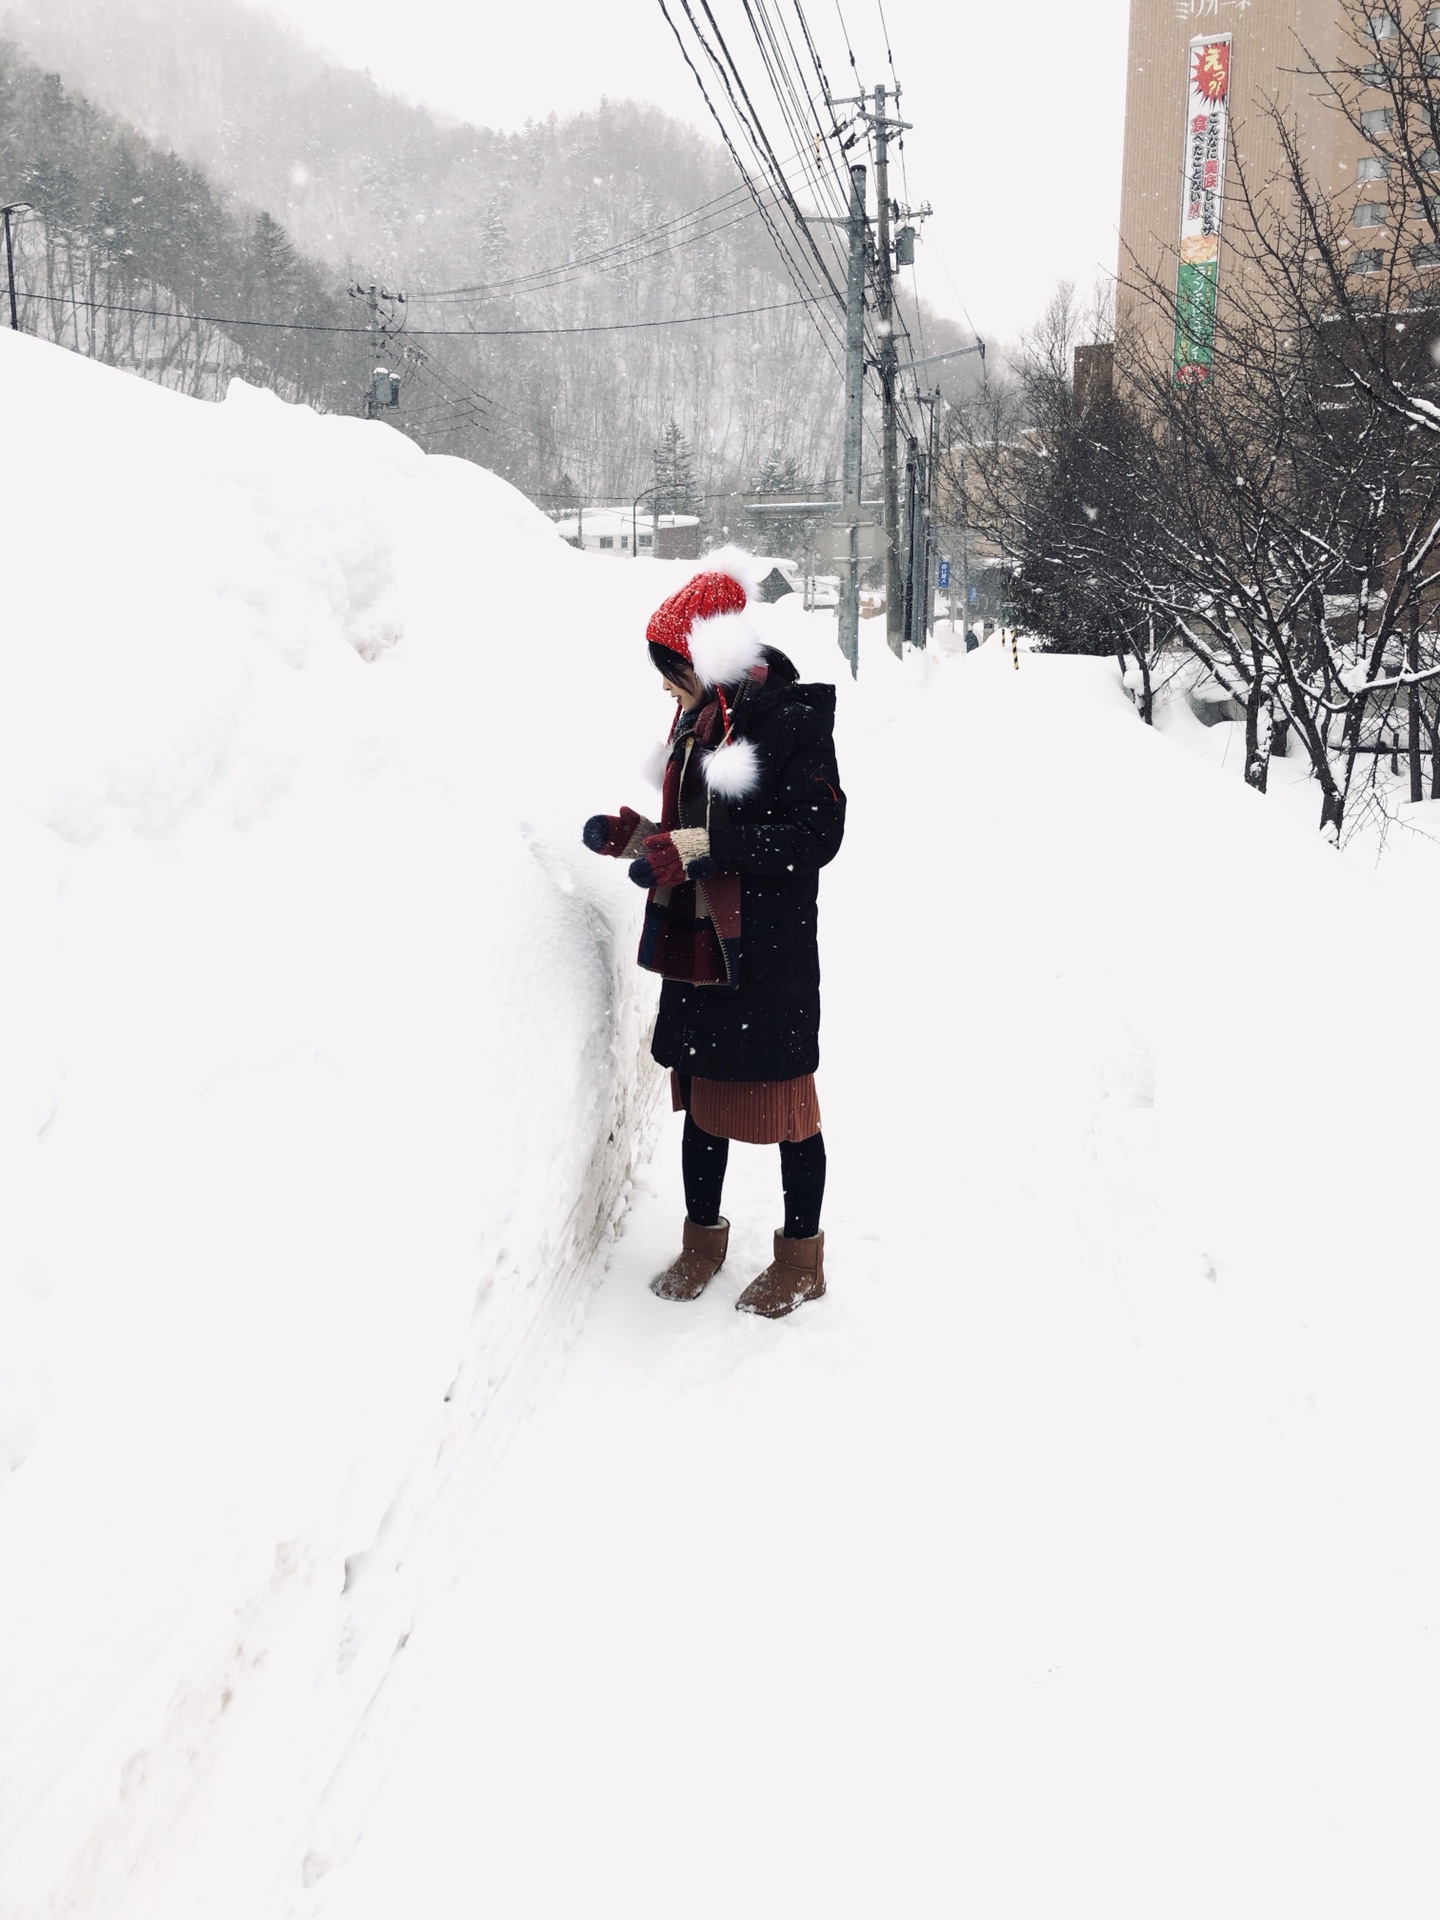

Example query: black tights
[682,1113,826,1240]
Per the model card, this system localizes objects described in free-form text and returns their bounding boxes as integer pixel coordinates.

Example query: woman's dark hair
[648,641,697,689]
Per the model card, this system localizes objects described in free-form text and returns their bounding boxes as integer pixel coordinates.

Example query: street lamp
[632,483,661,560]
[2,204,32,332]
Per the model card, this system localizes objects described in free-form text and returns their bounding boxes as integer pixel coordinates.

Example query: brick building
[1115,0,1371,371]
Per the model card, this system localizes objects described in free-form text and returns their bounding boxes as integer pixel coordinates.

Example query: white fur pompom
[688,608,766,688]
[642,740,671,790]
[697,543,766,603]
[701,736,761,800]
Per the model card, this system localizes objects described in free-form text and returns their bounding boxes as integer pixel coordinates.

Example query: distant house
[552,508,701,558]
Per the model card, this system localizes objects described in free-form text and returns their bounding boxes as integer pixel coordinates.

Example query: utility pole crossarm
[833,90,913,133]
[906,341,987,370]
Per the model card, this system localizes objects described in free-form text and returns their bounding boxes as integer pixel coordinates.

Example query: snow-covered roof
[552,509,700,538]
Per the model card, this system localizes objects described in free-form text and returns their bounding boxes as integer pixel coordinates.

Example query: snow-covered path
[299,643,1440,1919]
[7,341,1440,1918]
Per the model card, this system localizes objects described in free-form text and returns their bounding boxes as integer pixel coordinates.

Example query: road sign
[813,521,887,563]
[936,558,951,590]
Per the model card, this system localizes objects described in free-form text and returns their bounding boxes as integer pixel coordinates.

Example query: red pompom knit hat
[643,547,768,798]
[645,546,766,689]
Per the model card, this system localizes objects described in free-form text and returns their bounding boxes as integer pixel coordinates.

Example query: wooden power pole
[870,87,904,659]
[838,161,867,678]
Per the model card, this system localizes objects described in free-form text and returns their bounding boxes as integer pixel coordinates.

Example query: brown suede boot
[735,1231,826,1318]
[651,1217,729,1301]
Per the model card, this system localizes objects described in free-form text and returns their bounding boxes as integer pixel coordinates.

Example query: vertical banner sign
[1173,34,1231,383]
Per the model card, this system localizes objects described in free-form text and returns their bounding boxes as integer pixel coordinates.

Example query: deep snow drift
[4,333,1440,1919]
[0,330,680,1917]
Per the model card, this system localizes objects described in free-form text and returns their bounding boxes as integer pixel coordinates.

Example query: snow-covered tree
[652,418,702,519]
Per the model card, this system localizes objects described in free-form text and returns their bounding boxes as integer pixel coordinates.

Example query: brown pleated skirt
[672,1070,821,1144]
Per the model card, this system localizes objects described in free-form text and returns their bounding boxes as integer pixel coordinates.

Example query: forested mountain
[0,42,354,407]
[0,0,978,516]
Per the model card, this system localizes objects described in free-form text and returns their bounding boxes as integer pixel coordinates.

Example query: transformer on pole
[348,280,406,416]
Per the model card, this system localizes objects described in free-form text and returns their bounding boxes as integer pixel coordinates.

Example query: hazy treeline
[0,41,353,403]
[0,0,978,515]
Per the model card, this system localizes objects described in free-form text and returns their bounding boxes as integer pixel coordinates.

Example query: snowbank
[0,332,695,1916]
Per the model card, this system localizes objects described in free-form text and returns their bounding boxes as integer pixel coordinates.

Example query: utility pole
[900,391,940,651]
[870,88,903,659]
[348,279,405,418]
[904,341,986,647]
[839,160,867,678]
[366,282,379,416]
[841,90,910,655]
[3,204,31,331]
[921,385,941,644]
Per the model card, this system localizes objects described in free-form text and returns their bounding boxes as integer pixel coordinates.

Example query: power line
[875,0,900,90]
[748,0,854,282]
[731,6,897,416]
[411,124,882,312]
[678,0,902,467]
[668,0,851,346]
[410,200,760,304]
[13,287,823,336]
[730,0,848,299]
[656,0,846,379]
[673,0,841,316]
[411,171,825,306]
[832,0,860,75]
[695,0,849,312]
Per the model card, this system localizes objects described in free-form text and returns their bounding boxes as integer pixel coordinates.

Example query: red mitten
[629,828,715,889]
[582,806,653,858]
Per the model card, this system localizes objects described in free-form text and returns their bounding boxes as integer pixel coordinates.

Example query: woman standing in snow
[584,550,845,1319]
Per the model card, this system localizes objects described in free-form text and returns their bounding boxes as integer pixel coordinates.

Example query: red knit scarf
[635,699,743,988]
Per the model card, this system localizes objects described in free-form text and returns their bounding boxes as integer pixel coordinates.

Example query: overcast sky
[248,0,1131,345]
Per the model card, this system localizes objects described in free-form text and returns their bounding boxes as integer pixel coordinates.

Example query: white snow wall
[0,331,685,1916]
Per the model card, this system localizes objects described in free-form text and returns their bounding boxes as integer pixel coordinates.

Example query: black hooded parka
[650,650,845,1082]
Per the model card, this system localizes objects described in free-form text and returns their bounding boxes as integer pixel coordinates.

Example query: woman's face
[661,669,705,713]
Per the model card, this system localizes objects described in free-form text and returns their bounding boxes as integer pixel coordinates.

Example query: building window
[1360,58,1394,83]
[1361,107,1394,133]
[1353,200,1388,225]
[639,534,653,547]
[1350,248,1385,273]
[1357,155,1389,180]
[598,535,614,549]
[1369,11,1397,37]
[1412,240,1440,265]
[621,536,629,549]
[1428,4,1440,28]
[1421,147,1440,170]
